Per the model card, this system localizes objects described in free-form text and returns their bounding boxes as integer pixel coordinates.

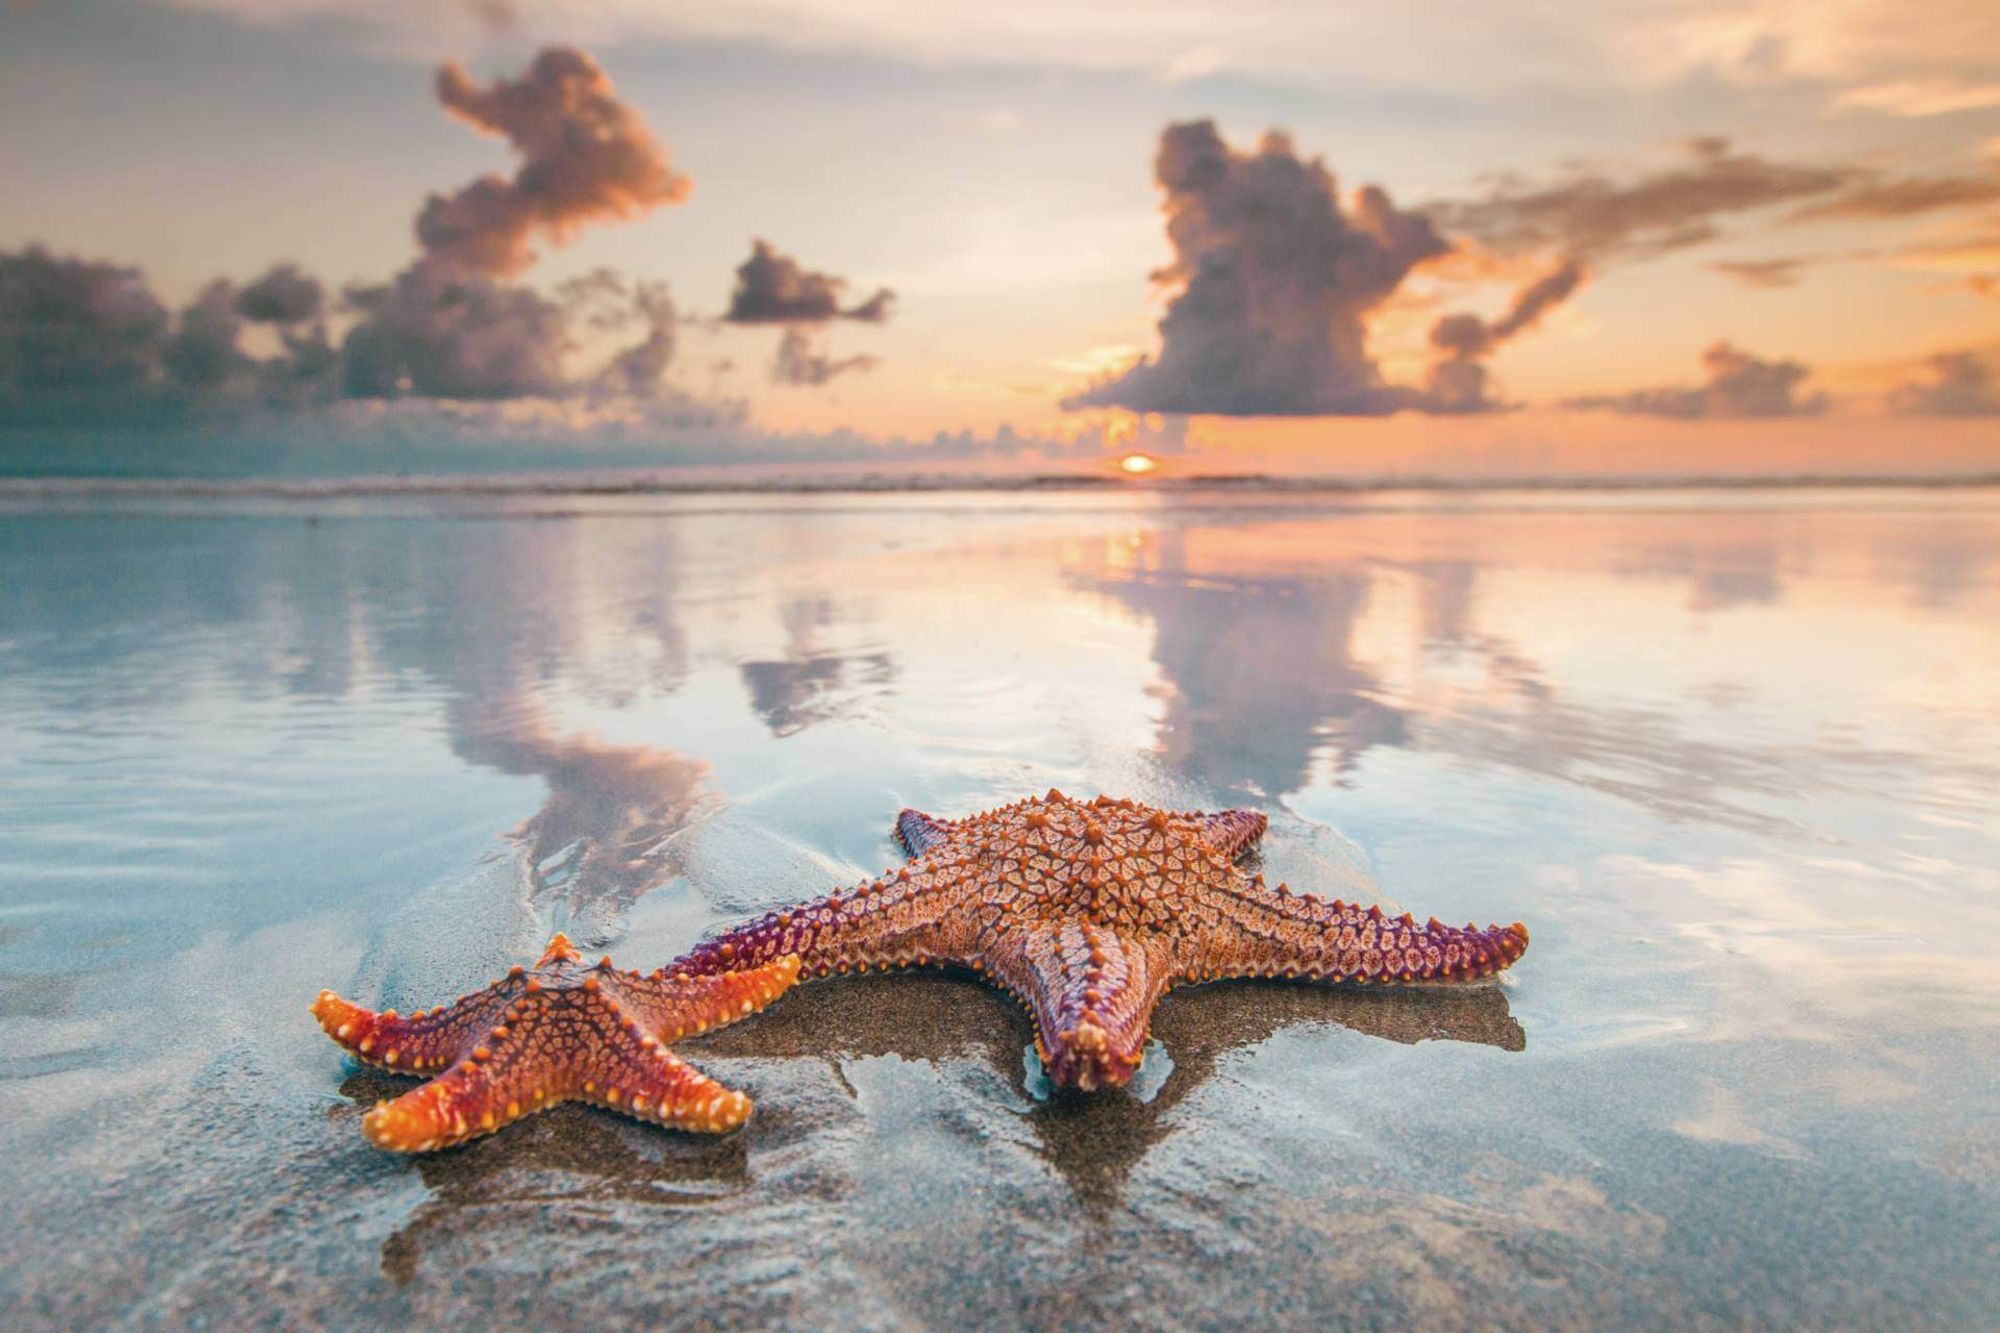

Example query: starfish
[312,934,800,1151]
[669,792,1529,1091]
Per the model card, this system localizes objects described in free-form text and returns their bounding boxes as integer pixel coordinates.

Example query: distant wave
[2,469,1997,500]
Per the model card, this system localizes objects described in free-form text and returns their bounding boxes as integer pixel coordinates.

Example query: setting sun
[1119,453,1159,475]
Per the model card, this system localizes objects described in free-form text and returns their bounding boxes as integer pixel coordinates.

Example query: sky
[0,0,1996,478]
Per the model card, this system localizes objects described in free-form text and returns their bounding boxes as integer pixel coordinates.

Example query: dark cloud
[339,270,569,400]
[1066,120,1448,417]
[1887,351,2000,417]
[724,240,895,325]
[0,247,170,412]
[0,248,345,426]
[417,47,691,279]
[1794,171,2000,222]
[1425,259,1585,412]
[772,328,877,385]
[0,48,713,434]
[161,280,247,391]
[235,265,325,325]
[1437,138,1853,262]
[1567,341,1827,419]
[586,277,677,398]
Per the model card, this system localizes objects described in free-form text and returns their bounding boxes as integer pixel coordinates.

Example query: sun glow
[1119,453,1159,475]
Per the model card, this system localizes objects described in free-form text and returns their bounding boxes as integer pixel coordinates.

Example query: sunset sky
[1,0,1997,476]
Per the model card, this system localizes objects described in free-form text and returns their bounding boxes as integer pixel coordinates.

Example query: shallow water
[1,487,1995,1328]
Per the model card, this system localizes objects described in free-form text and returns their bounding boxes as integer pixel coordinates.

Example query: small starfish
[313,934,799,1151]
[669,792,1528,1091]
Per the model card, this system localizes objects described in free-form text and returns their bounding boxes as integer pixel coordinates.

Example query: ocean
[1,483,1994,1327]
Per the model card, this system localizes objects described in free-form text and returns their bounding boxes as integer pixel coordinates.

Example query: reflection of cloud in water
[1624,541,1782,612]
[448,696,713,929]
[1602,854,2000,1039]
[737,595,896,737]
[1073,529,1405,796]
[697,970,1522,1213]
[1064,514,1997,836]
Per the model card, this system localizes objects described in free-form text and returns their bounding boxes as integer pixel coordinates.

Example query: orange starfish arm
[606,955,801,1040]
[983,922,1173,1092]
[312,979,516,1075]
[1187,878,1529,985]
[358,1022,573,1152]
[569,1034,757,1134]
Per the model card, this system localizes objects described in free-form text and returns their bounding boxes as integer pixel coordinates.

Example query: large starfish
[668,791,1530,1091]
[313,934,799,1151]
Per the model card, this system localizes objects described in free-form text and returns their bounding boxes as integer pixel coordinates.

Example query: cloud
[723,240,894,325]
[1834,80,2000,117]
[0,248,344,425]
[1887,351,2000,416]
[235,264,325,325]
[585,276,677,397]
[338,270,569,399]
[340,49,696,403]
[162,279,247,390]
[1065,120,1448,417]
[771,327,877,385]
[1792,170,2000,221]
[1436,138,1853,261]
[0,247,170,409]
[416,46,691,278]
[1425,259,1586,412]
[1567,341,1827,418]
[1709,257,1810,289]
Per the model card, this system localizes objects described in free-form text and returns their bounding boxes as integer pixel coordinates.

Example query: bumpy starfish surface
[313,935,799,1151]
[671,792,1529,1091]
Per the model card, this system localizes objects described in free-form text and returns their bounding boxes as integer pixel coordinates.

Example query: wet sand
[1,488,1994,1328]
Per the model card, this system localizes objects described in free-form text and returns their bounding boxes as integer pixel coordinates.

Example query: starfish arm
[357,1019,575,1152]
[572,1035,756,1134]
[604,954,801,1040]
[670,863,977,980]
[1181,876,1530,986]
[311,977,518,1075]
[1185,808,1269,860]
[982,923,1173,1091]
[894,808,957,857]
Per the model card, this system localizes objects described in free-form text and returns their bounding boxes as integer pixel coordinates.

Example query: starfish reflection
[696,970,1523,1214]
[337,1069,753,1285]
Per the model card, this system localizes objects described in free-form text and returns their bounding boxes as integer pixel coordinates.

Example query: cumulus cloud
[339,270,569,400]
[1425,259,1585,412]
[162,280,247,391]
[724,240,894,325]
[1437,138,1853,261]
[1567,341,1827,418]
[1887,351,2000,416]
[0,247,169,410]
[235,264,325,325]
[771,328,877,385]
[341,48,695,403]
[2,47,700,428]
[416,46,691,278]
[583,276,677,397]
[1066,120,1449,416]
